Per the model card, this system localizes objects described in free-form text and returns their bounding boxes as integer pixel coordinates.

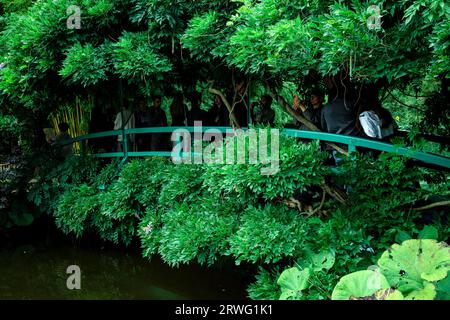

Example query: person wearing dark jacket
[320,98,360,137]
[251,94,275,126]
[135,98,152,151]
[293,89,324,130]
[149,95,168,151]
[320,75,363,165]
[170,93,187,126]
[320,74,361,137]
[207,94,230,126]
[187,92,208,126]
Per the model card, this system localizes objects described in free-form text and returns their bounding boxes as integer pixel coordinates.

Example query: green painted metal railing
[66,126,450,170]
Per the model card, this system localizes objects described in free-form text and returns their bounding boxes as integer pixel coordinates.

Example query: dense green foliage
[25,132,449,299]
[1,0,449,135]
[1,0,449,300]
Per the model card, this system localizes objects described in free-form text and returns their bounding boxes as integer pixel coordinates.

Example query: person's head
[152,95,162,108]
[310,89,324,108]
[189,92,202,109]
[214,94,223,107]
[137,98,147,111]
[260,94,273,108]
[58,122,69,133]
[235,79,246,95]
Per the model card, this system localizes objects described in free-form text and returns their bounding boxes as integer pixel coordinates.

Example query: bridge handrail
[64,126,450,170]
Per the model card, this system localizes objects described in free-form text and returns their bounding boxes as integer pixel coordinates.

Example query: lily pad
[332,270,390,300]
[377,240,450,294]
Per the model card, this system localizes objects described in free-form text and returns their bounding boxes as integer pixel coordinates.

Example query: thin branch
[321,179,348,204]
[387,89,425,112]
[413,200,450,211]
[300,188,327,217]
[208,87,240,129]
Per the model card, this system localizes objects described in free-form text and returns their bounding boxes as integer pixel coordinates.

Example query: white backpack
[359,111,382,138]
[358,111,396,139]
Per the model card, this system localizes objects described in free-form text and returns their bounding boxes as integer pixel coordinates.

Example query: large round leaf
[298,249,335,272]
[277,267,311,300]
[377,240,450,294]
[332,270,390,300]
[405,283,436,300]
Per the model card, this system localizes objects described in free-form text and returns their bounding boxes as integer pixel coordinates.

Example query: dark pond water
[0,223,250,300]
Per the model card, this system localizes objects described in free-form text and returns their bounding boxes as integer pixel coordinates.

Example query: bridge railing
[65,126,450,170]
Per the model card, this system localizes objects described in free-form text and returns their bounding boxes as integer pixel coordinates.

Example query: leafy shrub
[157,163,206,207]
[337,153,423,216]
[203,136,329,201]
[151,201,238,266]
[60,43,110,87]
[247,267,282,300]
[28,155,101,214]
[227,204,310,264]
[81,158,166,245]
[55,184,99,237]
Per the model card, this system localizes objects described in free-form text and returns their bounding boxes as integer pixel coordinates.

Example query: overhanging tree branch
[208,87,240,129]
[413,200,450,211]
[264,80,348,155]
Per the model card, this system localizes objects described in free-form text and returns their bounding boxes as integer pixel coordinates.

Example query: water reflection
[0,240,248,300]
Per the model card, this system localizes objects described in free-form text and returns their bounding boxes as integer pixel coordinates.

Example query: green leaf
[418,225,438,240]
[378,240,450,294]
[277,267,311,300]
[395,230,412,243]
[332,270,390,300]
[436,276,450,300]
[405,283,436,300]
[300,250,335,272]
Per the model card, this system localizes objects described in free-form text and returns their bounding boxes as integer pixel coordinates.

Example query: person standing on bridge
[135,97,152,151]
[149,95,168,151]
[320,74,361,165]
[251,94,275,126]
[187,92,208,126]
[293,89,324,131]
[170,93,187,126]
[114,103,135,152]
